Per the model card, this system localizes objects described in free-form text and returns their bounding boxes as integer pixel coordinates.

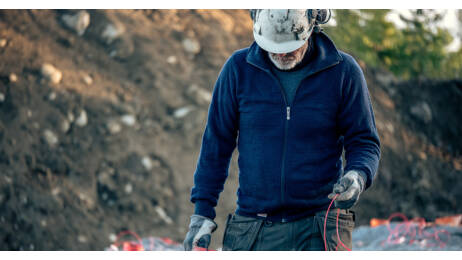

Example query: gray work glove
[183,214,217,251]
[328,170,366,209]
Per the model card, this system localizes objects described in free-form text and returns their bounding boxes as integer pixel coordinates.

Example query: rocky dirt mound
[0,10,461,250]
[356,70,462,225]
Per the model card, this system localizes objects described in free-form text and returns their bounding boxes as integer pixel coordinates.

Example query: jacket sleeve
[338,57,381,190]
[190,56,239,220]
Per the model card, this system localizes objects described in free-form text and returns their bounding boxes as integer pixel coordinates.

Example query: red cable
[434,229,450,248]
[323,194,352,251]
[385,213,410,245]
[336,208,352,250]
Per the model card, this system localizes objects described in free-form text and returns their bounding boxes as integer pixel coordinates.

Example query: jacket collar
[246,31,343,75]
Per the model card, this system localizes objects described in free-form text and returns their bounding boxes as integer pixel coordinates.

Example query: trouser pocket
[222,214,264,251]
[314,209,355,251]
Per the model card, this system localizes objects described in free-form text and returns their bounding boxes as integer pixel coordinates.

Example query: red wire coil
[382,212,451,248]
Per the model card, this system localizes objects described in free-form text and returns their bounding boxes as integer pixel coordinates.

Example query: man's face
[268,40,309,70]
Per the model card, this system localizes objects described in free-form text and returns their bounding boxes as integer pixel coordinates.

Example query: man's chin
[268,54,299,70]
[274,61,297,70]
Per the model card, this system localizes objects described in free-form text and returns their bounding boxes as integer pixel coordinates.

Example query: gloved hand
[328,170,366,209]
[183,214,217,251]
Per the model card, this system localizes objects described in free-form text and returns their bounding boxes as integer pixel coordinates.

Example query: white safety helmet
[250,9,331,54]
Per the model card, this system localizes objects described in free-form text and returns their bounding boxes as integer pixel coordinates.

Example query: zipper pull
[286,106,290,120]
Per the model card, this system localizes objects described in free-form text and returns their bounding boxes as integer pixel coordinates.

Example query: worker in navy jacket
[184,9,380,251]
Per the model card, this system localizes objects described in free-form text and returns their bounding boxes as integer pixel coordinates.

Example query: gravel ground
[353,224,462,251]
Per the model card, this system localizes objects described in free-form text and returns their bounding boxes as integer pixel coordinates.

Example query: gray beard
[268,53,300,70]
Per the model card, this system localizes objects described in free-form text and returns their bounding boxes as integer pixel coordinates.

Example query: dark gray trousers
[222,209,355,251]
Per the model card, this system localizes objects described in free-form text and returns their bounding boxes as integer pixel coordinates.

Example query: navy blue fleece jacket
[190,32,381,222]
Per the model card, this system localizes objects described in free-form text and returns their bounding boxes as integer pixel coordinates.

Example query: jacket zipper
[265,73,290,222]
[271,75,308,222]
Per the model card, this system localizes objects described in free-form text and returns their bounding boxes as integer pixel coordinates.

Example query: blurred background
[0,9,461,250]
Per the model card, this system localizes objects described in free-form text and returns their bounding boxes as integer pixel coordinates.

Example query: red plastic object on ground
[435,214,462,227]
[370,218,389,227]
[112,230,145,251]
[122,241,144,251]
[193,247,215,251]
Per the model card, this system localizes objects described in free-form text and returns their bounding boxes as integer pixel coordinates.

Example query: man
[183,9,380,251]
